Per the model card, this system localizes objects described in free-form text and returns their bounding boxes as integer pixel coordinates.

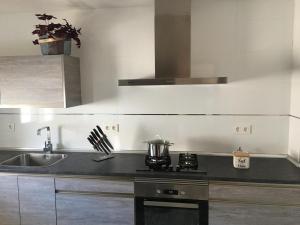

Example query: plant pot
[39,38,71,55]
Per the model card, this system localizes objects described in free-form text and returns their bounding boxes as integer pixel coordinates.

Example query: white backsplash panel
[0,114,289,155]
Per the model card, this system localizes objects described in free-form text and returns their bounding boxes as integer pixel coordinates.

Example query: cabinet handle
[56,190,134,198]
[144,201,199,209]
[210,199,300,207]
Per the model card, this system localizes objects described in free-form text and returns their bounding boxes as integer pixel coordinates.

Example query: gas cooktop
[136,166,207,174]
[137,153,207,174]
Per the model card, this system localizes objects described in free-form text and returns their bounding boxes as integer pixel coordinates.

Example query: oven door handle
[144,201,199,209]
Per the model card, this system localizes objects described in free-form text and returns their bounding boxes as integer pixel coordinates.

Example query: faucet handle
[43,141,53,153]
[43,141,47,152]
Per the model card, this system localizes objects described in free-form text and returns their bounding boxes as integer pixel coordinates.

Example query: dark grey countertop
[0,151,299,184]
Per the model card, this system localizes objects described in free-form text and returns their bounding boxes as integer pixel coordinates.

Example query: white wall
[289,0,300,162]
[0,0,294,154]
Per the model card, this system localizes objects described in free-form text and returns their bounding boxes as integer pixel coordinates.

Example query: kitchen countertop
[0,151,299,184]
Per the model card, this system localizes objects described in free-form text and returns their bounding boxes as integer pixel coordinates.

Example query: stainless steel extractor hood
[118,0,228,86]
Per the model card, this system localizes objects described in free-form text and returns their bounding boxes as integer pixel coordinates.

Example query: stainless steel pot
[146,139,173,157]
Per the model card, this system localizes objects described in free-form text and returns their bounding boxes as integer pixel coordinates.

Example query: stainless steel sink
[0,153,67,167]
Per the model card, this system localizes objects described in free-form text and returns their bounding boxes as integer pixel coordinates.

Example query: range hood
[118,0,227,86]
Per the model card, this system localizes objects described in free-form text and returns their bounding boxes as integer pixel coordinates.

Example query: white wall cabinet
[0,55,81,108]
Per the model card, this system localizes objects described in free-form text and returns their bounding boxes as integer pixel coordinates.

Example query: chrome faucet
[37,126,53,154]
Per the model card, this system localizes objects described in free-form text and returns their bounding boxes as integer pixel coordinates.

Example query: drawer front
[209,182,300,205]
[56,193,134,225]
[210,201,300,225]
[55,177,134,194]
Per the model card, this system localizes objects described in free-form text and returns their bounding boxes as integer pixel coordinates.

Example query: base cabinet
[55,177,134,225]
[56,193,134,225]
[18,176,56,225]
[210,201,300,225]
[0,175,20,225]
[209,182,300,225]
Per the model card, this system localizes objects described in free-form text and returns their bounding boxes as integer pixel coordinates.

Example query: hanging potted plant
[32,14,81,55]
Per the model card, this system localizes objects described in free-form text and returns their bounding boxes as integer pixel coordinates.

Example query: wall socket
[104,124,120,133]
[8,123,15,132]
[234,125,252,135]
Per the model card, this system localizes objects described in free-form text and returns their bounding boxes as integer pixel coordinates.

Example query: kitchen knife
[88,136,103,153]
[87,137,99,151]
[93,128,112,153]
[90,132,110,155]
[96,125,114,150]
[89,135,106,153]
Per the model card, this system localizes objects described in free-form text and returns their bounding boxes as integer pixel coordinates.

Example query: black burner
[139,153,206,174]
[178,153,198,170]
[145,155,171,170]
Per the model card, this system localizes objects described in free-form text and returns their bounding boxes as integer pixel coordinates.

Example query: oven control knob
[180,191,186,195]
[156,189,161,194]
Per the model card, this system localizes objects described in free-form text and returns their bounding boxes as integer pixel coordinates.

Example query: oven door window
[135,199,208,225]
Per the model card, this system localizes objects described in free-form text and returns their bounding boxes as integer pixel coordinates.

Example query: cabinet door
[0,175,20,225]
[18,176,56,225]
[0,56,64,107]
[210,201,300,225]
[56,193,134,225]
[0,56,81,108]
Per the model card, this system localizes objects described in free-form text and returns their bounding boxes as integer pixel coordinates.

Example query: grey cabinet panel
[210,201,300,225]
[18,176,56,225]
[209,182,300,205]
[56,193,134,225]
[0,55,81,108]
[0,175,20,225]
[209,182,300,225]
[63,56,81,107]
[55,177,134,194]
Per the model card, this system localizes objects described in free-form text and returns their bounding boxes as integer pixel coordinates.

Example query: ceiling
[0,0,153,13]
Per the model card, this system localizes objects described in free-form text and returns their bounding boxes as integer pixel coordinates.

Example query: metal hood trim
[118,77,227,86]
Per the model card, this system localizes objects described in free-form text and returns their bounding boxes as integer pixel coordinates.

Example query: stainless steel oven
[134,178,208,225]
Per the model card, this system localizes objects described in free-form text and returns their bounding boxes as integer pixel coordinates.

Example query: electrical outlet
[8,123,15,132]
[234,125,252,135]
[105,124,119,133]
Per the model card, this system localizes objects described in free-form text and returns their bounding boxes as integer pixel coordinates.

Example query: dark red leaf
[32,39,39,45]
[33,13,81,47]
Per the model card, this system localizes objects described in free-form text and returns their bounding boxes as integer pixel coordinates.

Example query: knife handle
[91,130,110,154]
[96,125,105,136]
[87,137,94,146]
[93,129,102,139]
[87,137,99,151]
[96,125,114,150]
[89,135,104,153]
[91,132,98,141]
